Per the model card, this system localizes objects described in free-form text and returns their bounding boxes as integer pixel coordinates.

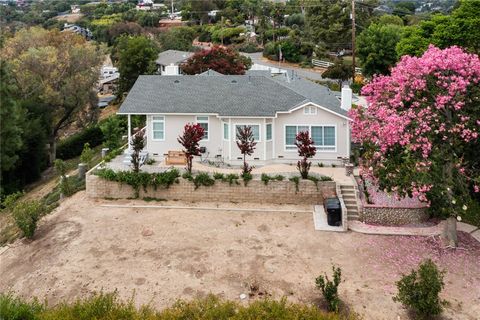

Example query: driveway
[1,192,479,319]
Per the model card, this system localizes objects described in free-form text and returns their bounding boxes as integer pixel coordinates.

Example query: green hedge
[56,126,104,160]
[0,292,359,320]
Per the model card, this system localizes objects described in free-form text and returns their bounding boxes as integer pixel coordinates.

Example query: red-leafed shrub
[178,123,205,173]
[295,131,316,179]
[181,46,252,75]
[236,126,257,177]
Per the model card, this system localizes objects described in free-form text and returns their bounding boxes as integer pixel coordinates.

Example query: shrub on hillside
[315,265,342,312]
[56,126,104,160]
[393,259,447,319]
[12,200,46,239]
[0,292,43,320]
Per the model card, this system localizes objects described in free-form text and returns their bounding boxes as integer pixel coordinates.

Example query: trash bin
[324,197,342,226]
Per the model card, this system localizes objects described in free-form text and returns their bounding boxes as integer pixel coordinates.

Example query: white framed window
[196,116,209,140]
[285,125,336,151]
[223,122,229,140]
[152,116,165,140]
[304,105,317,115]
[235,124,260,141]
[266,123,272,141]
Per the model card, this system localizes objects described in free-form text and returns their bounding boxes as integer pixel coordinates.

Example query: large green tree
[0,63,24,194]
[115,35,159,94]
[305,0,377,52]
[396,1,480,57]
[158,27,196,51]
[357,23,402,77]
[2,27,104,165]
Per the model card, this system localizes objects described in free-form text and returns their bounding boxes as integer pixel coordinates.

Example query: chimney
[341,86,352,111]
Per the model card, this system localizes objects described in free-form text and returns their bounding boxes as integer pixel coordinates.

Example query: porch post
[272,118,276,160]
[228,118,232,160]
[263,118,267,161]
[127,114,132,149]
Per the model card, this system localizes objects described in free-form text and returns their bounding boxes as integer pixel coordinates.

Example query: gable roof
[155,50,194,66]
[118,74,348,118]
[198,69,223,76]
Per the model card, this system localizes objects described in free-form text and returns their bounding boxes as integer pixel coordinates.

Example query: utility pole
[171,0,174,19]
[351,0,356,81]
[221,16,224,46]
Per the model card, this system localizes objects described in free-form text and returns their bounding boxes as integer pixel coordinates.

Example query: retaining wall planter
[86,174,336,205]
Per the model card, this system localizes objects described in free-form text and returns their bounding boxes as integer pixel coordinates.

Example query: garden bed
[87,169,336,205]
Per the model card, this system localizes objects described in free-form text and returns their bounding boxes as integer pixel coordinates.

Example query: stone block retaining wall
[361,205,429,226]
[86,174,336,205]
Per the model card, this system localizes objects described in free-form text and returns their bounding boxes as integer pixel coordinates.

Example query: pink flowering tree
[350,46,480,246]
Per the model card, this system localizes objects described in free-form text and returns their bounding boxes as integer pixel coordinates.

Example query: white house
[118,72,352,165]
[155,50,194,75]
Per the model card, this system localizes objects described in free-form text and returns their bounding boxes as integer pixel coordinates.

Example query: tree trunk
[48,136,57,166]
[442,216,458,247]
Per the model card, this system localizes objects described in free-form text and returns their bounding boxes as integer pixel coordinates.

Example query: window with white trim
[304,105,317,115]
[266,123,272,141]
[196,116,209,140]
[223,122,229,140]
[235,125,260,141]
[152,116,165,140]
[285,125,335,151]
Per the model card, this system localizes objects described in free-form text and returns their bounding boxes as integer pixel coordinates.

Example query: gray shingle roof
[155,50,194,66]
[198,69,223,76]
[269,75,347,116]
[118,74,348,118]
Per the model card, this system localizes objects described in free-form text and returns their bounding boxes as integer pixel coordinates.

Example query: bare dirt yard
[1,192,479,320]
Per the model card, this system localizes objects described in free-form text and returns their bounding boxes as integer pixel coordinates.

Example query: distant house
[155,50,194,75]
[118,73,353,165]
[98,66,119,94]
[62,23,92,40]
[71,5,80,14]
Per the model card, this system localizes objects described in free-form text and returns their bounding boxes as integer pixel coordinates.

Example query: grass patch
[0,292,360,320]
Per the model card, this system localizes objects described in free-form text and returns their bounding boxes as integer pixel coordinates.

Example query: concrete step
[342,194,356,199]
[340,187,355,191]
[346,205,358,210]
[344,199,357,204]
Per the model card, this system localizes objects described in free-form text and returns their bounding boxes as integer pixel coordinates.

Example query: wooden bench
[165,151,187,165]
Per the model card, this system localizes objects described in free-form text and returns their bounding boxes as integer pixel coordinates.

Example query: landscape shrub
[213,172,225,180]
[1,191,24,210]
[0,292,360,320]
[260,173,285,185]
[224,173,240,186]
[193,172,215,189]
[315,265,342,312]
[43,176,85,206]
[241,172,253,186]
[100,116,124,151]
[56,126,104,160]
[80,143,95,169]
[289,176,301,192]
[393,259,447,319]
[11,199,46,239]
[96,169,180,198]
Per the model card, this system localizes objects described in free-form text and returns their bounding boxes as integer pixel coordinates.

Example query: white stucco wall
[145,114,224,158]
[143,106,350,165]
[273,104,350,164]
